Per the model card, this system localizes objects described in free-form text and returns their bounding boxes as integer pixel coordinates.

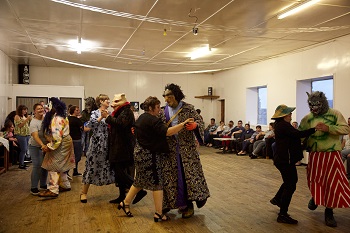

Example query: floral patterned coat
[160,102,210,209]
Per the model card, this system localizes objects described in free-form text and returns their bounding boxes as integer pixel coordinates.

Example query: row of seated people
[204,119,275,159]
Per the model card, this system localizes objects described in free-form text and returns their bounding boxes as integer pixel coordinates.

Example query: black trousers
[274,163,298,215]
[111,162,134,197]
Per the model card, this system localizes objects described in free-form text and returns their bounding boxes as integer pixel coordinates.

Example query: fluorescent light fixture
[277,0,320,19]
[189,45,215,60]
[68,38,94,54]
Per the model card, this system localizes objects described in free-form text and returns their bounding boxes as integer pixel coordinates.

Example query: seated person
[204,118,217,145]
[250,122,275,159]
[228,120,245,152]
[233,123,254,153]
[237,125,262,155]
[219,120,234,150]
[2,120,20,165]
[207,121,225,147]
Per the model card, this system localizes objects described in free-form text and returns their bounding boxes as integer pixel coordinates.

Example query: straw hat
[271,104,295,119]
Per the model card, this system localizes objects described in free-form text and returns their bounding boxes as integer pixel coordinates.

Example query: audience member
[28,103,48,195]
[237,125,261,155]
[204,118,217,145]
[341,131,350,178]
[2,120,20,165]
[14,105,32,169]
[250,122,275,159]
[207,120,224,147]
[233,123,254,153]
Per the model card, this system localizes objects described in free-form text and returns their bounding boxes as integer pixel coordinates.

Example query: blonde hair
[96,94,109,108]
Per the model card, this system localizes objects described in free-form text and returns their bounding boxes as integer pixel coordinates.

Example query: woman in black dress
[117,96,193,222]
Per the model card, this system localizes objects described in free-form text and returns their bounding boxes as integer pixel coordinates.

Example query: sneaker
[38,190,58,198]
[24,158,32,163]
[30,188,40,196]
[39,186,47,191]
[308,197,318,210]
[67,174,73,180]
[18,165,27,170]
[73,172,82,177]
[277,214,298,224]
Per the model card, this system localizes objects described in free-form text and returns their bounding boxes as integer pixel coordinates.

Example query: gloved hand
[185,122,197,131]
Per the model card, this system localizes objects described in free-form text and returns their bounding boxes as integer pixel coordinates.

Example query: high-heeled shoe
[80,193,87,203]
[117,201,133,217]
[154,212,170,222]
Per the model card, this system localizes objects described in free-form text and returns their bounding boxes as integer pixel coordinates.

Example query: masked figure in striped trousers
[300,91,350,228]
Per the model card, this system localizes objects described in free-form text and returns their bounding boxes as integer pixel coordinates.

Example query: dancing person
[14,105,31,169]
[270,104,316,224]
[117,96,194,221]
[39,98,75,198]
[68,105,83,177]
[299,91,350,227]
[29,103,48,195]
[80,94,115,203]
[102,93,147,205]
[161,83,210,218]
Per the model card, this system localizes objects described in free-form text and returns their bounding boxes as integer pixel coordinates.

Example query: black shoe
[325,208,337,227]
[270,197,281,207]
[109,196,125,204]
[24,158,32,163]
[30,188,40,196]
[39,186,47,191]
[132,190,147,204]
[18,165,27,170]
[196,199,207,208]
[162,208,171,214]
[308,197,318,210]
[277,214,298,224]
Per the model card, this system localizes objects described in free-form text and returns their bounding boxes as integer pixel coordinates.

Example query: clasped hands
[183,118,197,130]
[101,109,109,118]
[315,122,329,132]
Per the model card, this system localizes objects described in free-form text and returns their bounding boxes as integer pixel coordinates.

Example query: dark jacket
[274,119,315,165]
[105,104,135,163]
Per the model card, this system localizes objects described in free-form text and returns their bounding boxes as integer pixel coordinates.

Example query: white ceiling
[0,0,350,74]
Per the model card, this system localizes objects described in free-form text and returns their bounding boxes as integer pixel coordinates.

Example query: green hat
[271,104,296,119]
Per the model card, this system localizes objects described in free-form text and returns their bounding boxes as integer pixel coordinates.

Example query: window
[258,87,267,125]
[311,79,333,108]
[296,76,333,123]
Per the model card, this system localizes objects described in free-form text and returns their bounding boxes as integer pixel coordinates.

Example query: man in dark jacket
[102,93,147,204]
[270,104,315,225]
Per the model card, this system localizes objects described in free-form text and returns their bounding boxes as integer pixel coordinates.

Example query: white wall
[213,34,350,125]
[0,50,17,128]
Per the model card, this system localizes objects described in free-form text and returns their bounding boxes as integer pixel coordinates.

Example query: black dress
[133,112,168,191]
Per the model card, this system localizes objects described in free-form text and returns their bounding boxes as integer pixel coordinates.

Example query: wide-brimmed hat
[271,104,295,119]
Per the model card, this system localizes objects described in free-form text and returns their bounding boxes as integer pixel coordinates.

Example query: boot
[325,208,337,227]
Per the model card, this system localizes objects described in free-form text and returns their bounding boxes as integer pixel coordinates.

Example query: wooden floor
[1,147,350,233]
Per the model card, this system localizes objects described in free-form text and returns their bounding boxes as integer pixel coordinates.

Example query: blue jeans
[29,145,48,189]
[16,135,29,166]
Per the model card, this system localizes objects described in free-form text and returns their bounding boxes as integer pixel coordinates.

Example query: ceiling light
[68,37,94,54]
[163,28,167,36]
[277,0,320,19]
[189,45,215,60]
[192,27,198,35]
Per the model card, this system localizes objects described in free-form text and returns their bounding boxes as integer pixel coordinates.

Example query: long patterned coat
[161,101,210,209]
